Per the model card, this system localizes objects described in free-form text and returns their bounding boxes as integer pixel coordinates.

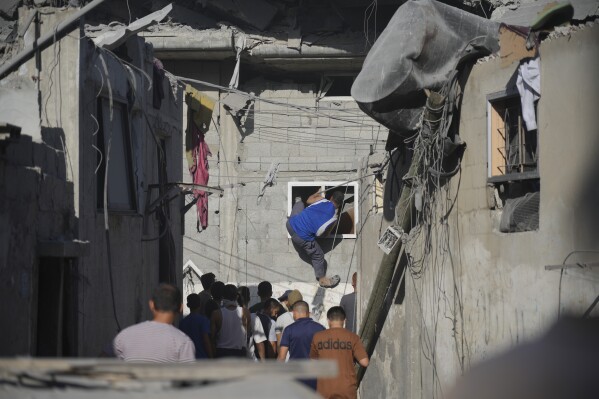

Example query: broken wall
[359,24,599,398]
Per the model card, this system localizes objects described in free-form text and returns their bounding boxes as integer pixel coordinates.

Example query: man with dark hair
[250,298,279,361]
[211,284,250,358]
[278,300,326,389]
[310,306,369,399]
[198,272,216,316]
[204,281,225,319]
[249,281,286,316]
[113,284,195,362]
[249,281,273,313]
[286,190,344,288]
[179,294,213,359]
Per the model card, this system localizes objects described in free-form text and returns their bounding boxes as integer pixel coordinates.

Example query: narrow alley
[1,0,598,398]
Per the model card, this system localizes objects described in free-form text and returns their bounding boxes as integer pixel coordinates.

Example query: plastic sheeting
[499,191,540,232]
[351,0,500,139]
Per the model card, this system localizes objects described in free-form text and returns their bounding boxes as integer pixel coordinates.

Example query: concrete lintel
[37,240,90,258]
[142,30,235,54]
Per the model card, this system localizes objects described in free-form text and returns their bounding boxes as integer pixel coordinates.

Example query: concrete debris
[493,0,599,26]
[499,25,538,67]
[545,18,598,38]
[476,18,597,65]
[151,1,217,29]
[0,0,21,19]
[202,0,278,31]
[93,3,173,50]
[0,16,16,44]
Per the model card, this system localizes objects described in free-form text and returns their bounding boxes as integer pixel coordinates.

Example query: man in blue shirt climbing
[286,190,344,288]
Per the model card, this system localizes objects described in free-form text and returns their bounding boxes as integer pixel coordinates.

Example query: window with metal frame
[487,91,540,233]
[488,93,538,180]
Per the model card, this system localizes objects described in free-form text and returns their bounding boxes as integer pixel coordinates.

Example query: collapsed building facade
[0,0,598,397]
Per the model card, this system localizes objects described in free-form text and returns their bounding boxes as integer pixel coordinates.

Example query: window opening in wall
[488,94,538,178]
[288,181,358,238]
[324,76,354,97]
[487,91,540,233]
[318,75,356,100]
[96,98,137,212]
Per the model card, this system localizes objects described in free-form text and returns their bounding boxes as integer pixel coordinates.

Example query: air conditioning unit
[377,226,403,254]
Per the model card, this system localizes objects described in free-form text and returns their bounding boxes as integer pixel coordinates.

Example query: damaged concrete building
[0,3,184,356]
[1,0,599,397]
[352,0,599,397]
[131,0,405,315]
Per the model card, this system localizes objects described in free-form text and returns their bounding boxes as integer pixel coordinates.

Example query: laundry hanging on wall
[185,85,216,232]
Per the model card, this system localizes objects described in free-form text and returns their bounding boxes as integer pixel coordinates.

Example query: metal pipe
[0,0,107,81]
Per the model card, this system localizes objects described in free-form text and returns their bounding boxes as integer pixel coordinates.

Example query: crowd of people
[112,272,367,398]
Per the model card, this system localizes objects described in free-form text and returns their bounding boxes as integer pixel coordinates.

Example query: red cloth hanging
[189,122,211,231]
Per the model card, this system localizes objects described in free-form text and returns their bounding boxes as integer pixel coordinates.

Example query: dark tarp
[351,0,500,139]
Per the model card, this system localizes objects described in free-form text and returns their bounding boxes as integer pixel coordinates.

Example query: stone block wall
[0,133,76,355]
[175,62,389,322]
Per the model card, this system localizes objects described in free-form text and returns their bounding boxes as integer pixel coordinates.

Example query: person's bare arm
[202,333,214,358]
[256,341,266,361]
[277,346,289,361]
[358,357,369,367]
[210,311,222,354]
[243,308,251,333]
[276,332,282,350]
[306,192,325,205]
[268,341,277,358]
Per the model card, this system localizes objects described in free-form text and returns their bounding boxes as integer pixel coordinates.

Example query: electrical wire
[173,75,383,127]
[90,50,123,333]
[556,250,599,319]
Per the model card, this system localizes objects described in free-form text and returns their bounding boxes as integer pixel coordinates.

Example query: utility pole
[357,91,446,385]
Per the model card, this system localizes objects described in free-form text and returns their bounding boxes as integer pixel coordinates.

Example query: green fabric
[531,2,573,30]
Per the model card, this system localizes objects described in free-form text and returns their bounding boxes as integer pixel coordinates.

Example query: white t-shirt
[275,311,294,336]
[248,313,276,361]
[113,321,195,363]
[275,311,295,361]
